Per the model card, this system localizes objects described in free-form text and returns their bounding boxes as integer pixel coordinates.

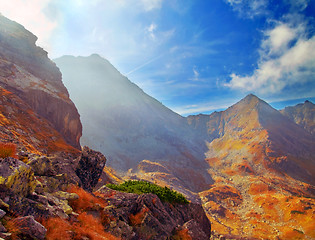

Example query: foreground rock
[0,157,35,197]
[76,146,106,192]
[97,186,211,239]
[13,216,47,240]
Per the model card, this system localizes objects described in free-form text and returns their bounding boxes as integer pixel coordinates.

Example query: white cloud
[263,24,297,55]
[141,0,163,11]
[0,0,57,52]
[147,23,157,40]
[225,21,315,94]
[225,0,268,18]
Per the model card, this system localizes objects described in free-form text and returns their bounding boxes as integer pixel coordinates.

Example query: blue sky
[0,0,315,115]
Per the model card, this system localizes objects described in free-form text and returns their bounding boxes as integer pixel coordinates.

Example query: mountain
[280,100,315,135]
[188,94,315,238]
[189,94,315,185]
[54,54,213,195]
[0,15,82,149]
[0,16,211,240]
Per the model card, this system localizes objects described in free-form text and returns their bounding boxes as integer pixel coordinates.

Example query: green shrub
[106,180,189,204]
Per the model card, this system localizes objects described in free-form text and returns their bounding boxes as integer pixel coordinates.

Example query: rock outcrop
[0,157,36,197]
[76,146,107,192]
[97,186,211,239]
[0,14,82,149]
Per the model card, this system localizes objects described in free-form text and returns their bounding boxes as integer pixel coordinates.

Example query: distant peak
[90,53,102,58]
[244,93,259,100]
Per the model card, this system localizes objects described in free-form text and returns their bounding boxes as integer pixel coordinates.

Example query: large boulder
[76,146,106,192]
[0,157,35,197]
[13,216,47,240]
[97,187,211,239]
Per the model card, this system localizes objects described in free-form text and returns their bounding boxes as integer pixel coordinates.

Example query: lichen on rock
[0,157,36,197]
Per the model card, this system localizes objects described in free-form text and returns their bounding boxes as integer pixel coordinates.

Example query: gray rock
[0,209,5,218]
[13,216,46,240]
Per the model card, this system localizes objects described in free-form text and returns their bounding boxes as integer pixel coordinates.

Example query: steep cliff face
[0,15,82,149]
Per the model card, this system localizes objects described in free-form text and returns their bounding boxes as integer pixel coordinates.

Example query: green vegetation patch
[106,180,189,204]
[290,210,305,214]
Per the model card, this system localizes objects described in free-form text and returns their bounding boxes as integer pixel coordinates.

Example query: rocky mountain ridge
[0,15,82,149]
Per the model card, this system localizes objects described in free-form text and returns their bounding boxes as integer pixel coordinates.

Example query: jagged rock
[43,192,73,215]
[0,209,5,218]
[97,187,211,239]
[52,191,79,201]
[76,146,106,191]
[13,216,46,240]
[0,157,35,197]
[28,155,55,176]
[0,15,82,149]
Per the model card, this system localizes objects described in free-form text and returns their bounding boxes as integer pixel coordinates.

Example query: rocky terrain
[189,95,315,239]
[57,52,315,239]
[0,15,82,149]
[0,15,211,240]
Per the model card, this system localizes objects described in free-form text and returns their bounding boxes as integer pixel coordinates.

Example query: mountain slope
[188,94,315,238]
[54,54,212,194]
[280,100,315,135]
[189,94,315,185]
[0,15,82,149]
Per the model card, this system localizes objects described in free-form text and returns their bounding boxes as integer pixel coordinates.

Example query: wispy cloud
[125,54,164,76]
[173,101,232,115]
[225,16,315,95]
[225,0,269,18]
[141,0,164,11]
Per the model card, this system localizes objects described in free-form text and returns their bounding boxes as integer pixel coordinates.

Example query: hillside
[189,94,315,238]
[55,54,213,196]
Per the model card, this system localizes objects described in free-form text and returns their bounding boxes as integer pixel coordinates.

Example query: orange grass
[43,213,119,240]
[172,229,192,240]
[68,185,107,212]
[129,207,149,226]
[42,218,72,240]
[0,142,16,158]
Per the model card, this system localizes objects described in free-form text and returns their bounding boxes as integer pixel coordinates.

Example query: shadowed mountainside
[55,54,213,195]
